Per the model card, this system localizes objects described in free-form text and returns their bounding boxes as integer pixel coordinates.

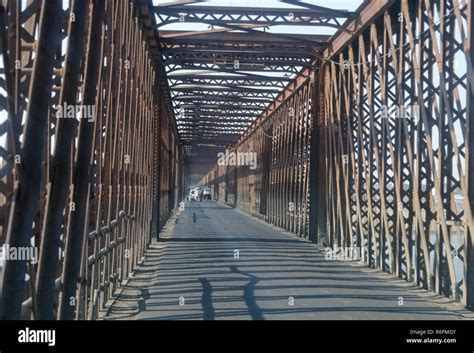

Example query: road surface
[103,201,472,320]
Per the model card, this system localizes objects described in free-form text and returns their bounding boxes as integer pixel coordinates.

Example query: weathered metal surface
[200,75,313,237]
[317,0,472,307]
[0,0,184,320]
[1,0,62,320]
[0,0,472,321]
[154,3,355,184]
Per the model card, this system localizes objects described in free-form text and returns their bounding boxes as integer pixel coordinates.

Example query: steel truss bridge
[0,0,473,320]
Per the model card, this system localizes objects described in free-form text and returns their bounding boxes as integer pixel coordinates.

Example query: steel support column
[0,0,61,320]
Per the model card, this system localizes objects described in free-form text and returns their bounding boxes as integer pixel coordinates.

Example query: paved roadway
[103,201,472,320]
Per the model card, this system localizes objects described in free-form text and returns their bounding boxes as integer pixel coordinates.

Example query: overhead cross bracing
[152,0,359,183]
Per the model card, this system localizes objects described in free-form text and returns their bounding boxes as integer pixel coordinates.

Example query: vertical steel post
[0,0,61,320]
[309,67,321,243]
[466,0,474,310]
[35,0,88,320]
[59,0,105,320]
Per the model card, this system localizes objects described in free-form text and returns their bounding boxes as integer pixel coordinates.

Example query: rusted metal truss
[154,5,357,29]
[200,70,313,233]
[198,0,474,310]
[0,0,472,321]
[0,0,183,320]
[153,2,356,181]
[160,31,327,55]
[317,0,473,308]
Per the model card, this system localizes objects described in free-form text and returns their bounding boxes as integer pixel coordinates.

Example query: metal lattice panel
[0,0,183,320]
[153,1,356,182]
[317,0,473,307]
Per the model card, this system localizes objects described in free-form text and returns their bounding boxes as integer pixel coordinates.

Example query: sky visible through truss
[0,0,467,182]
[154,0,364,115]
[152,0,365,181]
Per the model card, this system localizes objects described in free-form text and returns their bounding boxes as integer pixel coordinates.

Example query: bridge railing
[316,0,473,309]
[0,0,183,320]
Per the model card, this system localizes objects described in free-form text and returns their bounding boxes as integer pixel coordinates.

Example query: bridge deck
[103,201,470,320]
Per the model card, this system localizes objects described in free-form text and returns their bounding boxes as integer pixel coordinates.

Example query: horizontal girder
[154,5,356,29]
[155,1,353,167]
